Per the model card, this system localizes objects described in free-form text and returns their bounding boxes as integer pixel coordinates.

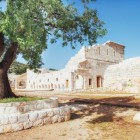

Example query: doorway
[97,76,103,88]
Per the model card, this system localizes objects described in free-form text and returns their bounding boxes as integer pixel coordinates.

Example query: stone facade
[104,57,140,93]
[15,41,125,91]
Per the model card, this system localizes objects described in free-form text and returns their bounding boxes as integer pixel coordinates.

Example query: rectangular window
[107,49,108,55]
[89,79,92,86]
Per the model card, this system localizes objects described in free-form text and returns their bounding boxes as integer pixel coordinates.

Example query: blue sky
[1,0,140,69]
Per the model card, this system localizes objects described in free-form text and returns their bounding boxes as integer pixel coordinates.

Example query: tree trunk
[0,69,16,98]
[0,32,18,98]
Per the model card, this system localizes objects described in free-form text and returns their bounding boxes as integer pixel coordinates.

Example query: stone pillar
[83,76,87,89]
[71,72,75,91]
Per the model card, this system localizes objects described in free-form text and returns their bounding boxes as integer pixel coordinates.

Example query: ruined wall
[85,41,124,63]
[15,73,27,89]
[65,46,86,72]
[104,57,140,93]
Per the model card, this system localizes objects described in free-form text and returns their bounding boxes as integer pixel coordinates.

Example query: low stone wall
[0,99,58,114]
[0,99,71,134]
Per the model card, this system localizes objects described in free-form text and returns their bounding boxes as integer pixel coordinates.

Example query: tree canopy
[9,61,28,74]
[0,0,107,98]
[0,0,106,69]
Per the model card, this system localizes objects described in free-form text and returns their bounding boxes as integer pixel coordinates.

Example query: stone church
[15,41,125,91]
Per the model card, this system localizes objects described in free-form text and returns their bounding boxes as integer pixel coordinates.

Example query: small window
[114,51,115,56]
[75,75,79,79]
[98,47,100,54]
[89,79,92,86]
[48,79,49,82]
[56,78,58,81]
[107,49,109,55]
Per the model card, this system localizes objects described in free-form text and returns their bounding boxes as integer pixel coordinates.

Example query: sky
[1,0,140,69]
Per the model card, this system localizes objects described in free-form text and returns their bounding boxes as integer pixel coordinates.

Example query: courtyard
[1,92,140,140]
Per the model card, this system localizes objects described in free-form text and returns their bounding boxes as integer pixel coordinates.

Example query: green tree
[9,61,28,74]
[0,0,106,98]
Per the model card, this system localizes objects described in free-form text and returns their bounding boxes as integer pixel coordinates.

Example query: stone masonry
[15,41,125,91]
[0,99,71,134]
[104,57,140,93]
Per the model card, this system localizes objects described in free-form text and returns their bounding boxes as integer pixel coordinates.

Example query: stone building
[15,41,125,91]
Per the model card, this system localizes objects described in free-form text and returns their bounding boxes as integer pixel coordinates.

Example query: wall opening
[89,79,92,88]
[107,49,108,55]
[66,80,69,88]
[97,76,103,88]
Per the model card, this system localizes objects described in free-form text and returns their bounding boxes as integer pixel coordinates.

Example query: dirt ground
[0,102,140,140]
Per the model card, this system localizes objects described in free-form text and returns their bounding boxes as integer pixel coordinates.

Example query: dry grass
[87,115,140,140]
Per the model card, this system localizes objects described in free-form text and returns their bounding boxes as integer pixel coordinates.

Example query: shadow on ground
[60,96,140,125]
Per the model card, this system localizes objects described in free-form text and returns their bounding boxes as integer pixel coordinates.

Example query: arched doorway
[74,75,83,90]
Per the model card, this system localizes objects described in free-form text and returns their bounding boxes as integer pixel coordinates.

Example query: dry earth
[0,101,140,140]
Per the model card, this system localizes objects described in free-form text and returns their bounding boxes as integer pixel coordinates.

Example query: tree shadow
[62,96,140,124]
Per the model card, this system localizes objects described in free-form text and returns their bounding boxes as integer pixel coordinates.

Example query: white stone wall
[104,57,140,93]
[26,69,73,91]
[0,99,71,134]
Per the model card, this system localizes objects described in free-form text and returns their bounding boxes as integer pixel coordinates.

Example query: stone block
[51,115,58,124]
[46,109,54,117]
[0,107,5,114]
[1,116,9,125]
[23,121,32,129]
[9,115,18,124]
[18,106,24,113]
[38,110,47,119]
[43,117,52,124]
[18,114,29,123]
[53,108,60,115]
[4,124,12,133]
[33,119,44,127]
[11,123,24,132]
[28,104,36,111]
[59,108,66,116]
[57,116,63,123]
[43,103,51,109]
[5,107,18,114]
[36,103,44,110]
[29,112,38,122]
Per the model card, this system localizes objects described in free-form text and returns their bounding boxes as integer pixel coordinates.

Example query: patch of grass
[0,96,45,103]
